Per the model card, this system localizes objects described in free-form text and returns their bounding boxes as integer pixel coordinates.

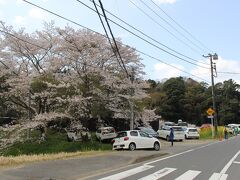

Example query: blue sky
[0,0,240,84]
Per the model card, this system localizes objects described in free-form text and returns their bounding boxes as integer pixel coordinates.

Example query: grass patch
[1,130,112,156]
[0,151,111,168]
[199,126,228,139]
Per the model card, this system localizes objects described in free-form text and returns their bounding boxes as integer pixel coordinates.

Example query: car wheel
[166,135,170,141]
[129,143,136,151]
[154,142,160,151]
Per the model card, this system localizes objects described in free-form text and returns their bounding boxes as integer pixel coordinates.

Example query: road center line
[220,149,240,174]
[209,173,228,180]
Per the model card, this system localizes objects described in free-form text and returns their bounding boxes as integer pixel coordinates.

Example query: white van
[96,127,117,141]
[158,125,185,141]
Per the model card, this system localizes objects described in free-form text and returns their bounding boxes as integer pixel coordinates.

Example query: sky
[0,0,240,85]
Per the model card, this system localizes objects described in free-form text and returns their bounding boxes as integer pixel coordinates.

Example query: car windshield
[189,129,197,132]
[102,128,115,133]
[182,127,187,131]
[178,122,188,127]
[116,132,127,138]
[173,127,183,131]
[142,128,156,134]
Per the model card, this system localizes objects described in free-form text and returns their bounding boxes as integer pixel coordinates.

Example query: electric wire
[75,0,209,69]
[84,0,209,66]
[129,0,203,55]
[95,0,129,77]
[92,0,125,74]
[149,0,213,53]
[1,28,211,83]
[0,29,117,75]
[23,0,209,70]
[21,0,212,83]
[139,0,207,54]
[218,71,240,75]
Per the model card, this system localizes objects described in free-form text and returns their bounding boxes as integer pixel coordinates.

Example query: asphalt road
[92,136,240,180]
[0,137,239,180]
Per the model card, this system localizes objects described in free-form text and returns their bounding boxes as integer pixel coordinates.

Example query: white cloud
[0,0,6,5]
[14,16,25,24]
[154,63,185,80]
[155,0,177,4]
[16,0,24,5]
[191,57,240,84]
[17,0,48,4]
[28,8,47,19]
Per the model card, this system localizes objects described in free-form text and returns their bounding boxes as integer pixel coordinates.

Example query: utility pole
[203,53,218,137]
[27,89,31,139]
[130,67,135,130]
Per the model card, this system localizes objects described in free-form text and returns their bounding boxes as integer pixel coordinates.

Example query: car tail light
[124,137,129,141]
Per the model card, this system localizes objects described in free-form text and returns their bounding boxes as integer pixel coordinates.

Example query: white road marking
[220,149,240,174]
[82,140,226,180]
[175,170,201,180]
[145,140,221,165]
[98,164,154,180]
[138,167,176,180]
[209,173,228,180]
[233,161,240,164]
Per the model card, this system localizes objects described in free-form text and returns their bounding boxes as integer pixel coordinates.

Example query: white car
[112,130,161,151]
[96,127,117,141]
[158,125,185,141]
[183,127,200,139]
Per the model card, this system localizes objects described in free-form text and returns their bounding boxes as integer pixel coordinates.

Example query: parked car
[66,127,91,142]
[227,124,240,134]
[178,122,188,127]
[135,127,160,139]
[96,127,117,141]
[200,123,212,129]
[112,130,161,151]
[164,121,175,126]
[182,127,200,139]
[158,125,185,141]
[225,125,234,134]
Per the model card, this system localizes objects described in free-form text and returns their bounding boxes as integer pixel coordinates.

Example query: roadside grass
[1,130,112,156]
[199,126,226,139]
[0,150,111,169]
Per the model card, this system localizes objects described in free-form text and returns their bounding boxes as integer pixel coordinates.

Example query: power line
[91,0,125,74]
[149,0,213,53]
[218,71,240,75]
[0,29,116,75]
[138,0,207,54]
[1,27,210,83]
[23,0,209,70]
[136,49,210,83]
[84,0,209,66]
[75,0,209,69]
[94,0,129,77]
[21,0,211,83]
[129,0,203,55]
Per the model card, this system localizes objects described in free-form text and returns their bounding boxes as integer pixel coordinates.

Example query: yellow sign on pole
[207,108,215,116]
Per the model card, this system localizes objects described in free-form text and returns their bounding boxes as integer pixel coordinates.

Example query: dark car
[136,127,160,139]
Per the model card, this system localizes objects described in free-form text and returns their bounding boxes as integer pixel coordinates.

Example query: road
[90,136,240,180]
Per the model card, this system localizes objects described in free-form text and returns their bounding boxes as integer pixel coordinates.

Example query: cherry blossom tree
[0,21,148,132]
